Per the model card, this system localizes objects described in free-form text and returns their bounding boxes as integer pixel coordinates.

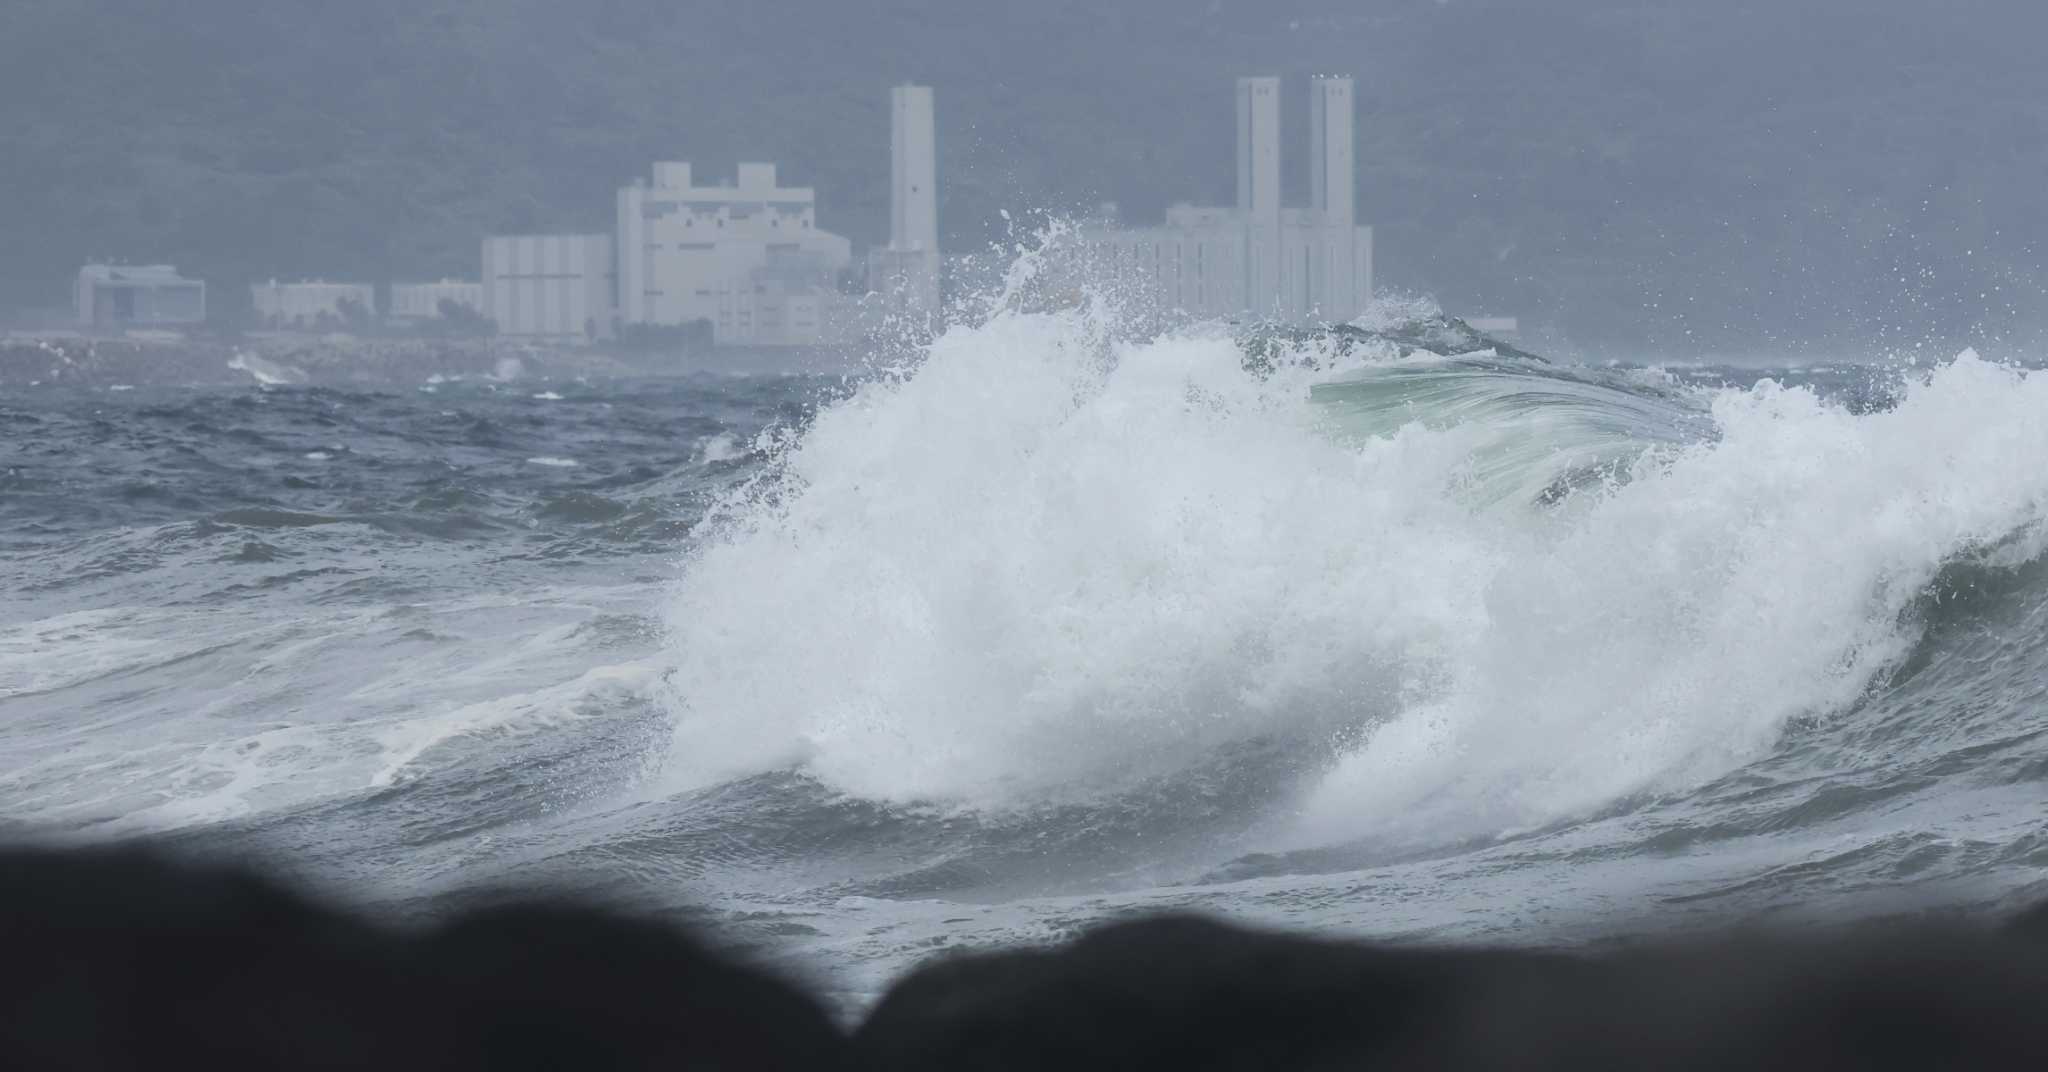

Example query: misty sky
[5,0,2047,355]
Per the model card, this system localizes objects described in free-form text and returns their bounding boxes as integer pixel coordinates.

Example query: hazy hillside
[6,0,2047,353]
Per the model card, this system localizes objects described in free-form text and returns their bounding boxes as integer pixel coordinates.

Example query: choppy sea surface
[6,310,2048,1006]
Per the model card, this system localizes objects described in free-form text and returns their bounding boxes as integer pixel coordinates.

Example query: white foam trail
[1,597,663,832]
[656,299,2048,848]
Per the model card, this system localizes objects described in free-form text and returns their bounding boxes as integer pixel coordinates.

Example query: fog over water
[7,0,2048,354]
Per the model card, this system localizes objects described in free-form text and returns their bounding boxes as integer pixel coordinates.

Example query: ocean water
[5,304,2048,1007]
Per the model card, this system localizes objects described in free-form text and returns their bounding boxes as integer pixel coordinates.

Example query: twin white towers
[875,77,1366,328]
[1242,75,1364,321]
[1074,75,1371,324]
[869,84,942,325]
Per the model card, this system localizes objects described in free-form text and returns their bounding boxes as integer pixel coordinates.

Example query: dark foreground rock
[862,911,2048,1070]
[0,845,846,1071]
[3,843,2046,1070]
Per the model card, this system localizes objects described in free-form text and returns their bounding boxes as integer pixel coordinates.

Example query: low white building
[1071,203,1248,319]
[481,235,614,342]
[1071,76,1372,325]
[1466,316,1521,342]
[76,264,206,329]
[389,280,484,325]
[250,280,376,330]
[616,162,853,346]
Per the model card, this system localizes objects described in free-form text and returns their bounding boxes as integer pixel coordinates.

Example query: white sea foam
[1295,353,2048,845]
[657,293,2048,848]
[0,586,666,833]
[227,352,305,386]
[698,433,742,464]
[657,306,1504,804]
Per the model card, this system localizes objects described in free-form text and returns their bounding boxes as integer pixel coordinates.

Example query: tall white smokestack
[1311,75,1358,318]
[1236,76,1281,314]
[1311,76,1354,230]
[888,84,939,318]
[1236,76,1280,223]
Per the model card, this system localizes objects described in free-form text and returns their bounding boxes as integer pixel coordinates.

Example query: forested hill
[6,0,2047,353]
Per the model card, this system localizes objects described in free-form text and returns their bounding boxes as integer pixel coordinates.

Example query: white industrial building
[76,264,206,329]
[866,84,941,326]
[616,162,853,347]
[1074,76,1372,325]
[466,84,929,348]
[388,280,484,325]
[481,234,614,342]
[250,280,376,329]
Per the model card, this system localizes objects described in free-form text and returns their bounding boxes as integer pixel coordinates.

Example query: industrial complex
[1071,76,1372,324]
[70,77,1374,347]
[612,162,853,346]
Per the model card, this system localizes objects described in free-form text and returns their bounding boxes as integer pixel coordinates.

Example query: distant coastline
[0,334,869,389]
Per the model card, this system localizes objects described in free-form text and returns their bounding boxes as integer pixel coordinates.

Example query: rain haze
[6,0,2048,1035]
[5,0,2048,356]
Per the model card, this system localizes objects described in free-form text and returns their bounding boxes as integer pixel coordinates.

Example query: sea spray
[1298,353,2048,846]
[659,308,1457,802]
[658,292,2048,856]
[655,298,1651,807]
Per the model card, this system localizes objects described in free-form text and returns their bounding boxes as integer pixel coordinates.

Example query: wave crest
[655,302,2048,853]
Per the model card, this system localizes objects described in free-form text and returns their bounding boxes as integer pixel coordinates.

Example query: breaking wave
[654,298,2048,857]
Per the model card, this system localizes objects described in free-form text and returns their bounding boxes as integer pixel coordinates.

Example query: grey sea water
[5,317,2047,1007]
